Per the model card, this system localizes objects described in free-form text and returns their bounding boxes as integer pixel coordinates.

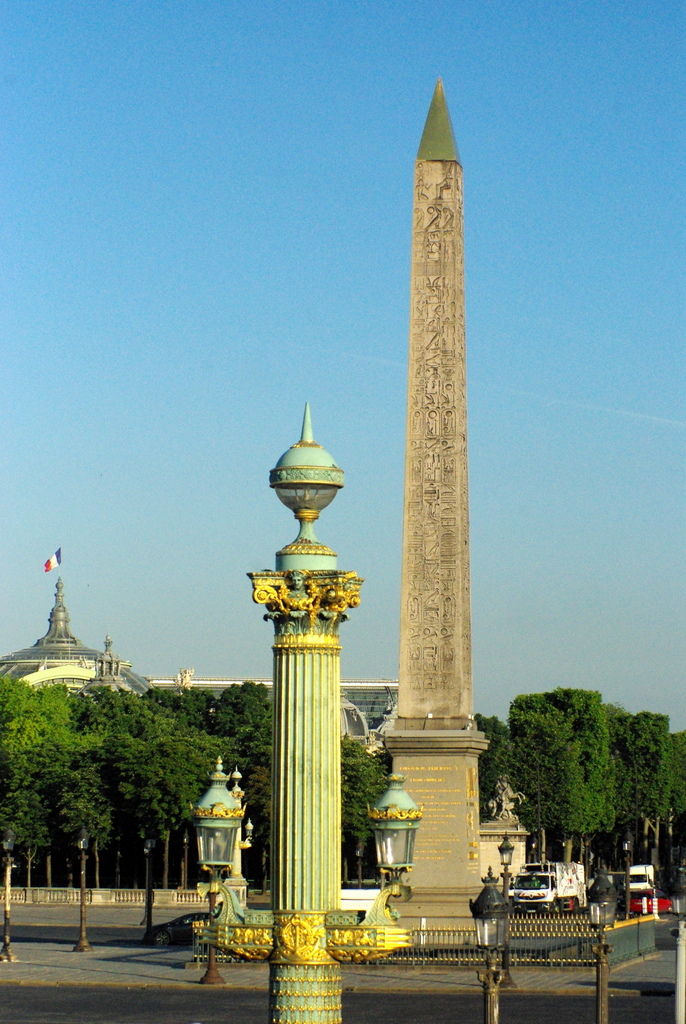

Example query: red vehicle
[629,889,671,916]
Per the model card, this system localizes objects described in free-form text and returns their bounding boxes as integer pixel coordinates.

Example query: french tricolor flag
[44,548,61,573]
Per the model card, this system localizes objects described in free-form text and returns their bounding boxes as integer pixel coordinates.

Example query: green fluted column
[250,569,362,1024]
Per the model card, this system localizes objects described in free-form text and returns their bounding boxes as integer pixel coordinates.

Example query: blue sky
[1,2,684,727]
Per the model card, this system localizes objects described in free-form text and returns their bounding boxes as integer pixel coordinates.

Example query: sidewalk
[0,938,674,996]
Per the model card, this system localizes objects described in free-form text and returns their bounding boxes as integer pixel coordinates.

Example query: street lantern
[192,759,244,871]
[497,835,516,989]
[498,835,514,869]
[588,872,616,1024]
[72,825,92,953]
[141,831,158,946]
[191,758,245,986]
[470,868,507,1024]
[0,827,16,962]
[588,872,618,928]
[622,829,633,921]
[368,775,422,884]
[470,867,508,949]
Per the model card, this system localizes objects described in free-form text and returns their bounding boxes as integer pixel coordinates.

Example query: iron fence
[190,914,656,968]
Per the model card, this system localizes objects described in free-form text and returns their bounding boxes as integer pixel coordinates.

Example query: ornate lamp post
[72,827,92,953]
[470,868,508,1024]
[0,828,17,963]
[141,832,157,945]
[182,830,189,891]
[670,866,686,1024]
[588,872,617,1024]
[252,404,360,1023]
[192,758,244,985]
[622,829,633,920]
[498,834,516,988]
[194,408,414,1021]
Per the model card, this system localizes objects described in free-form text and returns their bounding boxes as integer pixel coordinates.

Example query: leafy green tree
[0,747,52,884]
[214,682,272,767]
[609,707,672,862]
[340,739,390,883]
[670,731,686,851]
[475,714,510,819]
[144,688,218,734]
[509,688,614,861]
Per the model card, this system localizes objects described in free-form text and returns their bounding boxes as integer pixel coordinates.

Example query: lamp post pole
[182,831,189,891]
[0,829,16,963]
[249,405,361,1024]
[623,829,633,921]
[200,879,224,986]
[141,834,157,945]
[72,827,92,953]
[470,868,507,1024]
[593,928,611,1024]
[498,834,516,989]
[588,872,617,1024]
[477,949,502,1024]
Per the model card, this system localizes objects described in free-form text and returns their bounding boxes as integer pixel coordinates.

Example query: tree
[340,739,390,882]
[214,682,272,767]
[670,731,686,854]
[609,707,672,863]
[509,688,614,862]
[475,714,510,819]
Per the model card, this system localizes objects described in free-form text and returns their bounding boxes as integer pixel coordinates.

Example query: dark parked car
[151,912,209,945]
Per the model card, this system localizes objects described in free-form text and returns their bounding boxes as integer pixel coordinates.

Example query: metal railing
[190,915,656,969]
[9,887,203,905]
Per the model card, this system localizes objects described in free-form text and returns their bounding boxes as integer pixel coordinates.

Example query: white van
[629,864,655,891]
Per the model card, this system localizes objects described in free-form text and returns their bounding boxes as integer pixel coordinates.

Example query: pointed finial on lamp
[301,403,314,443]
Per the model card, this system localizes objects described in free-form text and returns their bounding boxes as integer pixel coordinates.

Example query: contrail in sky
[500,387,686,429]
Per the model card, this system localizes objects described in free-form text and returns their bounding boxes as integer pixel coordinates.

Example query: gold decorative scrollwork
[193,803,244,819]
[367,806,423,821]
[273,912,331,965]
[326,925,412,963]
[249,570,363,637]
[216,924,273,961]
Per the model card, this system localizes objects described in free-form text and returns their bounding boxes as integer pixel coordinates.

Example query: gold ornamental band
[273,634,341,650]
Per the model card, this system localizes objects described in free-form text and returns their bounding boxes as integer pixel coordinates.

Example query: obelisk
[385,80,488,925]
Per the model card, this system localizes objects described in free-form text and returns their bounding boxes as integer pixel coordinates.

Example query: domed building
[0,578,149,694]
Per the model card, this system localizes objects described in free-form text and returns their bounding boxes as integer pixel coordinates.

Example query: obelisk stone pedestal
[386,79,487,925]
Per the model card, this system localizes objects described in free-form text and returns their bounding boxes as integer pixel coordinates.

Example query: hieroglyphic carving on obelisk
[398,78,472,726]
[386,81,486,925]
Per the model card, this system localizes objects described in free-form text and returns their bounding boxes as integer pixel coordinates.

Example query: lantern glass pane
[275,484,338,512]
[374,826,414,870]
[590,900,616,927]
[475,915,505,949]
[196,824,235,867]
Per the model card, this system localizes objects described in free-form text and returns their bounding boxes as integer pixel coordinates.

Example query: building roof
[0,578,149,694]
